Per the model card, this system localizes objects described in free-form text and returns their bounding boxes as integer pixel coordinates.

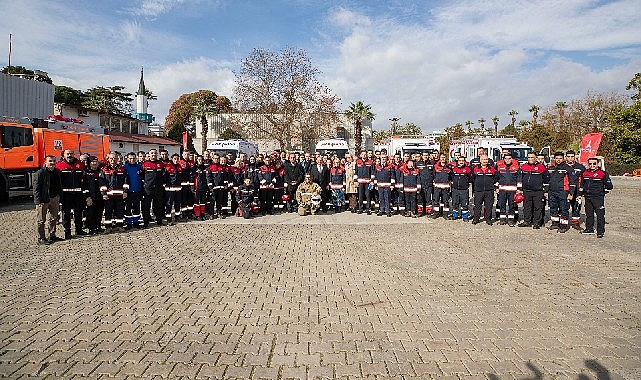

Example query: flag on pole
[578,133,603,165]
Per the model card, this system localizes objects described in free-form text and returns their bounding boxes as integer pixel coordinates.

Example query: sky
[2,0,640,133]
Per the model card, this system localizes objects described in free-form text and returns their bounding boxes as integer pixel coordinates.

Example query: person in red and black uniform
[400,159,421,217]
[546,152,577,233]
[141,149,165,227]
[329,159,346,213]
[496,152,520,226]
[56,149,90,239]
[257,156,276,215]
[471,156,498,225]
[373,154,395,217]
[272,160,287,213]
[84,157,104,234]
[164,154,183,224]
[191,155,209,220]
[565,150,586,230]
[179,150,195,219]
[432,153,453,219]
[100,152,129,233]
[578,158,613,238]
[354,151,374,214]
[416,151,435,216]
[450,156,472,221]
[517,152,549,229]
[207,154,229,219]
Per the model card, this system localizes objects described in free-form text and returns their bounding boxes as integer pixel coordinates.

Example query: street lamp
[389,117,400,135]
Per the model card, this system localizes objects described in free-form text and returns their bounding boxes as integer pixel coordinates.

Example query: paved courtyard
[1,178,640,379]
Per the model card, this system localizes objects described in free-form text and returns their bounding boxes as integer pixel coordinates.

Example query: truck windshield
[402,148,437,156]
[508,148,533,161]
[317,149,348,159]
[1,126,34,148]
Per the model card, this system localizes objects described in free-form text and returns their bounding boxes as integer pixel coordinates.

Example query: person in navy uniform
[400,159,421,217]
[100,152,129,233]
[578,157,613,238]
[565,150,586,230]
[471,156,498,225]
[432,153,453,219]
[495,152,520,226]
[373,154,395,217]
[546,152,577,233]
[450,156,472,221]
[517,152,549,229]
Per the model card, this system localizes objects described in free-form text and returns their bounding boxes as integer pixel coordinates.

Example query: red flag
[578,133,603,165]
[182,131,188,150]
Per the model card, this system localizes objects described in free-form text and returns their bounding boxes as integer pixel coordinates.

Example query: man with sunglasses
[577,158,613,238]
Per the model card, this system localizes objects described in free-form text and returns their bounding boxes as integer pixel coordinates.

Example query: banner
[578,133,603,165]
[182,131,188,150]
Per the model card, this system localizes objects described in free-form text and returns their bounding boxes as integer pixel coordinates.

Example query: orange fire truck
[0,116,110,202]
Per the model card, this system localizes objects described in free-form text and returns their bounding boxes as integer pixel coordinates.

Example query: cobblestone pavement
[1,178,640,379]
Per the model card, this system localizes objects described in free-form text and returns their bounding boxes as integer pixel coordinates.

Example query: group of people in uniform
[32,145,613,245]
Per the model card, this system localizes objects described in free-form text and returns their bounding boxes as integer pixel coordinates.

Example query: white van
[315,138,349,158]
[207,139,258,159]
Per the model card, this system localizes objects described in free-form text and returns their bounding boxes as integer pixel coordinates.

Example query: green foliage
[626,72,641,101]
[219,127,243,139]
[2,65,52,84]
[520,124,553,152]
[54,86,84,106]
[345,101,375,154]
[605,101,641,165]
[499,125,520,138]
[82,86,133,114]
[166,124,194,151]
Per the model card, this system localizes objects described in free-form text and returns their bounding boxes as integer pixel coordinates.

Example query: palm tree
[529,105,540,127]
[491,116,499,137]
[190,90,219,154]
[508,110,519,128]
[465,120,474,133]
[478,118,486,134]
[344,101,375,154]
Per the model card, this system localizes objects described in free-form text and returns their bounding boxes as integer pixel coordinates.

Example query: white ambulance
[315,138,349,158]
[207,139,259,159]
[449,137,534,164]
[387,136,441,157]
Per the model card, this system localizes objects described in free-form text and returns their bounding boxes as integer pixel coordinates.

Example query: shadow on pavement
[488,359,611,379]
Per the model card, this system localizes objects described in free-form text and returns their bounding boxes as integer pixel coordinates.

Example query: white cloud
[324,1,641,132]
[131,0,185,17]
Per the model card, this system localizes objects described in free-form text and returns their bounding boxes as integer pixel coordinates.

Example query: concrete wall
[0,73,54,119]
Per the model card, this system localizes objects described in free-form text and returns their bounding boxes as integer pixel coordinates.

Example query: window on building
[336,127,346,139]
[132,144,139,153]
[131,121,139,134]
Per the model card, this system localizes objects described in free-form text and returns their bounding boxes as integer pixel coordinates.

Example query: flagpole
[8,33,11,74]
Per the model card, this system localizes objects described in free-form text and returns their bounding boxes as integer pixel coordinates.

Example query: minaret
[136,67,148,114]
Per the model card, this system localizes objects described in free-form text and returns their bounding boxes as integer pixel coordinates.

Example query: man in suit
[309,156,330,212]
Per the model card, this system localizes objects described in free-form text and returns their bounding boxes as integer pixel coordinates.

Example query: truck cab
[0,117,39,201]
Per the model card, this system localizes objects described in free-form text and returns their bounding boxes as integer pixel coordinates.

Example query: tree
[233,47,340,150]
[189,90,218,154]
[166,124,194,151]
[396,122,422,136]
[82,85,133,114]
[491,116,499,137]
[219,127,243,139]
[555,101,568,131]
[345,101,375,154]
[625,72,641,101]
[508,110,519,128]
[605,101,641,164]
[478,118,486,133]
[55,86,84,106]
[2,65,52,83]
[373,129,389,144]
[529,104,540,127]
[499,125,519,138]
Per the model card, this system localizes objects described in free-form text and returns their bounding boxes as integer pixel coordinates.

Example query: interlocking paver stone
[1,178,640,379]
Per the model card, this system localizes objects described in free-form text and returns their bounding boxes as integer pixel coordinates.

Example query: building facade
[0,73,54,119]
[193,113,373,154]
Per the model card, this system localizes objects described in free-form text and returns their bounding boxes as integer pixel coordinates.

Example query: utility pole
[389,117,400,135]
